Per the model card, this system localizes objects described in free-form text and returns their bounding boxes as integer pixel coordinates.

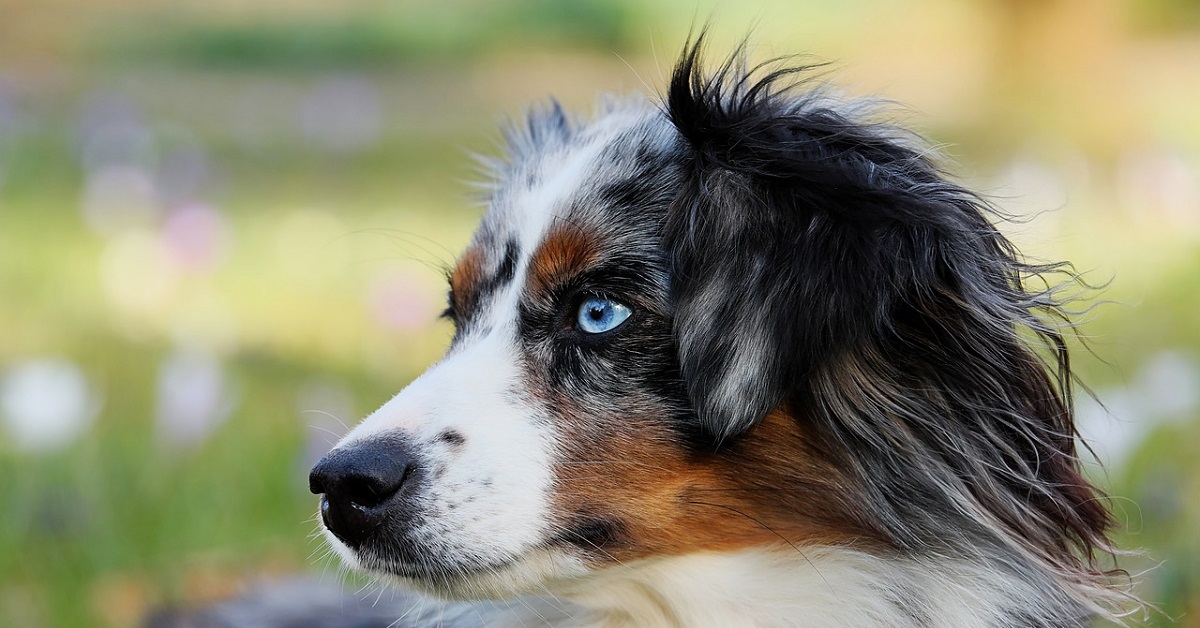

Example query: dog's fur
[312,38,1130,627]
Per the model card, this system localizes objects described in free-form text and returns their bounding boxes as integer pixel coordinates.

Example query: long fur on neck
[661,34,1131,623]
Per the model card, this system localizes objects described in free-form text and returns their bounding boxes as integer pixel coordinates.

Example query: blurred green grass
[96,0,636,69]
[0,191,452,626]
[1,1,1199,626]
[0,93,484,622]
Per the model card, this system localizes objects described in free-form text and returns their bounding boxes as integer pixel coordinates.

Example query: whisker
[302,409,351,432]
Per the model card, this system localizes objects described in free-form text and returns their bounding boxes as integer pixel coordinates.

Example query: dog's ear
[664,40,1000,442]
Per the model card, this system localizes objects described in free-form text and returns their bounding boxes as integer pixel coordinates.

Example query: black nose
[309,439,416,548]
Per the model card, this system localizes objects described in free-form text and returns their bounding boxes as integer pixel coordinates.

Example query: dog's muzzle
[308,438,418,548]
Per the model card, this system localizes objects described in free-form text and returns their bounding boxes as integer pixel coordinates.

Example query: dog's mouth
[331,516,619,598]
[349,540,587,600]
[358,549,513,585]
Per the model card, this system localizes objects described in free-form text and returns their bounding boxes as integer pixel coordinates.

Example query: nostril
[338,464,412,508]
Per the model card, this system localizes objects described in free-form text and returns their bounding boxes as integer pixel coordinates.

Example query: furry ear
[662,39,1120,613]
[498,99,573,169]
[663,38,999,442]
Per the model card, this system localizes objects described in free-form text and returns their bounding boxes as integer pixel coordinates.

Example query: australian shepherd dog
[309,38,1131,627]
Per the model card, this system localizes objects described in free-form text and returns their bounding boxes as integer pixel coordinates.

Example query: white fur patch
[540,546,1055,628]
[367,545,1070,627]
[335,329,558,576]
[325,113,632,595]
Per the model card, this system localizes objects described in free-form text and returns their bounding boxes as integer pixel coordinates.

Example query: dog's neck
[538,546,1069,628]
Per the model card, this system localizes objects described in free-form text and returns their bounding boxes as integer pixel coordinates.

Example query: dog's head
[309,40,1115,609]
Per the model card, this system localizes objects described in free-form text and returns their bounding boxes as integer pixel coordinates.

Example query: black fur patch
[495,238,519,287]
[552,517,624,552]
[658,35,1115,618]
[435,430,465,447]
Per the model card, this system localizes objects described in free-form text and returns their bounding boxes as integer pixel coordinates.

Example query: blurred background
[0,0,1197,625]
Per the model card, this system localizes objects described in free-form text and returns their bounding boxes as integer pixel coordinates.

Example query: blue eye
[575,297,631,334]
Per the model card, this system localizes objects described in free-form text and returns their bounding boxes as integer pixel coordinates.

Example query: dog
[308,37,1131,627]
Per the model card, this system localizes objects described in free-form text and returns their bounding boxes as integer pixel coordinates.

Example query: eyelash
[444,276,646,336]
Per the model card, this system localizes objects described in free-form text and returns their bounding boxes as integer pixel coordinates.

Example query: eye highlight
[576,297,631,334]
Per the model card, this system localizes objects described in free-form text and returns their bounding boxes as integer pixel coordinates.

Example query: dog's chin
[328,533,589,600]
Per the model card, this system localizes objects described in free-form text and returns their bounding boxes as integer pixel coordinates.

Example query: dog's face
[309,42,1117,619]
[309,104,855,598]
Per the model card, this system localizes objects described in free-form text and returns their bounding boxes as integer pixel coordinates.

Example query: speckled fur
[314,37,1133,627]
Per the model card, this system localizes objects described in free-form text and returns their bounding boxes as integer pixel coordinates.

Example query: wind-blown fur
[304,36,1132,627]
[664,39,1125,621]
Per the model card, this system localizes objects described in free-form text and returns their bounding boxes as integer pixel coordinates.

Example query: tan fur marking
[449,245,485,314]
[526,223,602,300]
[552,406,874,564]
